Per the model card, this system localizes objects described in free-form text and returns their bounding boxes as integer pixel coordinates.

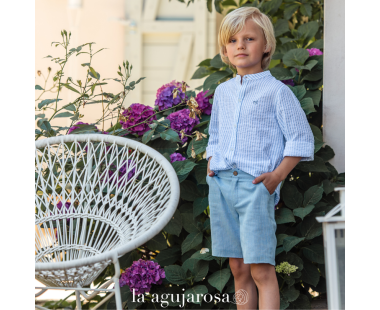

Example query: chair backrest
[35,134,180,269]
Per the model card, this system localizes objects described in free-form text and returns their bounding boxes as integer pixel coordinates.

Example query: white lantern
[316,187,345,309]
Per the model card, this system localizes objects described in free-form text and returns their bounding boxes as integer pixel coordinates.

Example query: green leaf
[194,160,208,185]
[276,234,288,247]
[155,246,181,266]
[63,103,76,111]
[181,231,203,255]
[316,145,335,162]
[299,216,322,240]
[142,129,155,144]
[281,183,303,209]
[210,54,225,69]
[191,67,214,79]
[296,156,329,173]
[297,21,319,44]
[261,0,282,15]
[61,83,80,94]
[301,260,320,286]
[280,298,290,310]
[283,236,305,253]
[203,70,231,91]
[269,67,295,80]
[214,0,223,14]
[180,180,202,202]
[305,89,321,107]
[193,196,209,218]
[300,97,316,115]
[184,285,208,304]
[164,265,187,285]
[208,268,231,292]
[149,139,177,155]
[163,209,182,237]
[302,244,325,264]
[181,212,202,234]
[146,233,168,251]
[293,205,315,220]
[281,286,300,303]
[288,85,306,100]
[207,0,213,12]
[191,249,214,261]
[303,184,323,206]
[89,67,99,79]
[283,48,309,67]
[193,260,209,282]
[38,98,62,109]
[299,3,312,17]
[197,58,212,67]
[160,128,182,143]
[35,114,45,120]
[308,39,323,49]
[275,207,296,224]
[222,0,237,7]
[284,3,300,20]
[54,112,74,118]
[172,160,197,176]
[35,85,44,90]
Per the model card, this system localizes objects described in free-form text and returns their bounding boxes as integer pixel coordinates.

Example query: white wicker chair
[35,134,180,310]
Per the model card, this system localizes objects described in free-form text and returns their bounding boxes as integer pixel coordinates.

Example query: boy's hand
[252,171,282,195]
[207,156,216,177]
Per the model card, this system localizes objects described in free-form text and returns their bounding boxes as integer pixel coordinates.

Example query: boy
[205,7,314,310]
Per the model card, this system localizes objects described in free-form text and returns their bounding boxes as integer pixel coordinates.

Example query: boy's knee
[229,257,250,279]
[250,264,274,285]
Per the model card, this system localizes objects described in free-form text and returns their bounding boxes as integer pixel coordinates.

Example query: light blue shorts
[206,168,277,266]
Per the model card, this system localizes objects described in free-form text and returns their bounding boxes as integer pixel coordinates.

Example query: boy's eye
[247,38,254,41]
[230,39,236,43]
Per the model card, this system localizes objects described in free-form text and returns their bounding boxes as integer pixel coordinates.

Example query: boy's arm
[275,84,315,162]
[206,89,220,175]
[253,85,314,193]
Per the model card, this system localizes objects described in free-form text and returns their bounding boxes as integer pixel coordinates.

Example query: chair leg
[113,257,123,310]
[76,290,82,310]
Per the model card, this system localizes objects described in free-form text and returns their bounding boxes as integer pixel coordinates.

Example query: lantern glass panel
[335,228,345,309]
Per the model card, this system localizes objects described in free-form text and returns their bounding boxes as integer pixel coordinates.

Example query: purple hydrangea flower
[154,80,188,111]
[166,109,200,144]
[170,152,186,163]
[195,90,213,115]
[281,79,295,86]
[307,48,323,56]
[120,103,157,136]
[119,259,165,295]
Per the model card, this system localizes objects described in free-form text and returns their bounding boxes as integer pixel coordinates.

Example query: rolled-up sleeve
[275,85,314,162]
[205,87,219,161]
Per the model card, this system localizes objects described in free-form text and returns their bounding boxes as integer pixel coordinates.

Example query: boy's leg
[250,263,280,310]
[229,257,258,310]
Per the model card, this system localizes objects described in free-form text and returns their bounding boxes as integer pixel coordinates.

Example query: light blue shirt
[205,70,314,205]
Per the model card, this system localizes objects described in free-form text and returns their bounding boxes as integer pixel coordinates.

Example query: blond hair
[218,7,276,71]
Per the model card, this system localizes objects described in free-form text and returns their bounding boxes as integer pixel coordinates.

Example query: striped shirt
[205,70,314,205]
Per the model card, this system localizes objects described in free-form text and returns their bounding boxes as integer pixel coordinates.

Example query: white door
[122,0,218,107]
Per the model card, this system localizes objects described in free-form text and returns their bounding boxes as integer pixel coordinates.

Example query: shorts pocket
[261,182,275,197]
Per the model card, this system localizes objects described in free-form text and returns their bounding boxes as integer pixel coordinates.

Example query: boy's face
[224,18,269,75]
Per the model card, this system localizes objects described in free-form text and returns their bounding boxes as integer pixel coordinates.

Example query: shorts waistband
[216,168,256,180]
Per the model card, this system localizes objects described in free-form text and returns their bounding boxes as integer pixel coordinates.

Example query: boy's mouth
[236,54,248,57]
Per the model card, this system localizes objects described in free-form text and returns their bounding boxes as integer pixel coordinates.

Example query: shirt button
[230,148,233,151]
[234,125,237,128]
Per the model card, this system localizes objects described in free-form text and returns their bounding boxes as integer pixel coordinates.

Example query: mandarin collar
[235,70,271,84]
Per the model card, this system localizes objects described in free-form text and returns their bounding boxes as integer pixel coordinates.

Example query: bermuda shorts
[206,168,277,266]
